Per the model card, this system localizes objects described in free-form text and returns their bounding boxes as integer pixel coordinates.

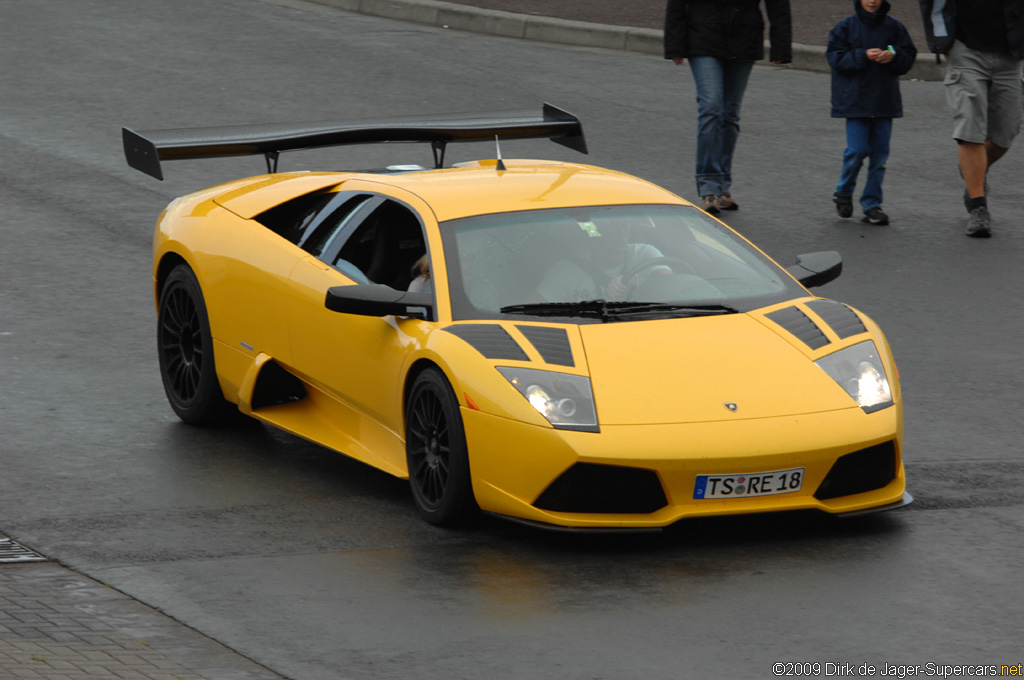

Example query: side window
[300,193,374,257]
[255,191,335,245]
[328,200,427,290]
[253,190,374,253]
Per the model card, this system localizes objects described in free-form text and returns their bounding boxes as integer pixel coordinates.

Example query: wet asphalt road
[2,0,1023,678]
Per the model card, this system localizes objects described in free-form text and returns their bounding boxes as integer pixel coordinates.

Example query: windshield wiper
[603,302,738,319]
[500,300,737,322]
[501,300,613,320]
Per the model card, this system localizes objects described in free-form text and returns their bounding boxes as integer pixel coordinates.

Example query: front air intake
[534,463,668,514]
[814,441,897,500]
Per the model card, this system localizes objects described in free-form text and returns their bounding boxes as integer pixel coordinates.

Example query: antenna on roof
[495,135,506,171]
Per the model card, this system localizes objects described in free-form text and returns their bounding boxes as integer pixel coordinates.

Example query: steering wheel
[620,256,695,283]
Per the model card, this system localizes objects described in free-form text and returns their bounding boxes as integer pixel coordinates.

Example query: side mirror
[786,251,843,289]
[325,284,433,320]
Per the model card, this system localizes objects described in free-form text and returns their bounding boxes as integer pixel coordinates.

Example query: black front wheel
[157,264,231,425]
[405,368,477,526]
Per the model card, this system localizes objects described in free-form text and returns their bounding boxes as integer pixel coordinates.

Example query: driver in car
[535,217,672,302]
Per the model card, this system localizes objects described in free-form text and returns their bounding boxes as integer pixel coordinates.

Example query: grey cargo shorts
[945,40,1024,148]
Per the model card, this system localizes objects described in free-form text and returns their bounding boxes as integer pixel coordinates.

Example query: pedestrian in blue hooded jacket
[827,0,917,225]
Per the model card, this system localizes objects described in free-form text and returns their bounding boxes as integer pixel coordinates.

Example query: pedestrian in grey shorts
[918,0,1024,238]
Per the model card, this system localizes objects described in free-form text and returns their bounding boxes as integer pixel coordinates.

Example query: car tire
[405,368,478,526]
[157,264,231,425]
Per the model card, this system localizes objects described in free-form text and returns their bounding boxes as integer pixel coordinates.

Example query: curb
[306,0,945,81]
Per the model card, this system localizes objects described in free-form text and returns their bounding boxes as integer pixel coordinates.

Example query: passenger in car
[407,254,432,294]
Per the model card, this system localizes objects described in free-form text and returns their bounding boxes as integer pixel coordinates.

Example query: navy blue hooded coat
[827,0,918,118]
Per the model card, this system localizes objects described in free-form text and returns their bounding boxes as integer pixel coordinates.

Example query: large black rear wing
[122,103,587,180]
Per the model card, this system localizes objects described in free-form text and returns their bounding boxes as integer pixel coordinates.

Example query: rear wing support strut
[265,150,280,174]
[431,141,447,170]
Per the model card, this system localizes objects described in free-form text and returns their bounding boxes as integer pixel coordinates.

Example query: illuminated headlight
[815,340,894,413]
[496,367,598,432]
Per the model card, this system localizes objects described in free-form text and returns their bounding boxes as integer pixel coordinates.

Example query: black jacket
[827,1,917,119]
[918,0,1024,58]
[664,0,792,63]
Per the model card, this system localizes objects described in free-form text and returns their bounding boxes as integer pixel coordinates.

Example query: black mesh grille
[534,463,668,514]
[814,441,897,500]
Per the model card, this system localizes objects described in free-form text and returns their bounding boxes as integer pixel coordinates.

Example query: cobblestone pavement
[0,553,284,680]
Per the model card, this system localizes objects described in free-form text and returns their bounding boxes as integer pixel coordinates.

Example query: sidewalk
[404,0,931,52]
[0,537,284,680]
[306,0,943,80]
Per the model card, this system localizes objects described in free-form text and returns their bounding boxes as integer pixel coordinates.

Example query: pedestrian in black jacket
[918,0,1024,237]
[664,0,791,214]
[828,0,917,226]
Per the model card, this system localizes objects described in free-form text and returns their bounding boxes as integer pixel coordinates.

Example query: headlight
[815,340,894,413]
[496,367,598,432]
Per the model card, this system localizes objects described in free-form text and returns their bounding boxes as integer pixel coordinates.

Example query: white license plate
[693,467,804,499]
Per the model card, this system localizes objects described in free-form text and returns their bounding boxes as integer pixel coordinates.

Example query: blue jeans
[836,118,892,211]
[688,57,755,198]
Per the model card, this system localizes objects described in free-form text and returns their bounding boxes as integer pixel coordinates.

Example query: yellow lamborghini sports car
[123,105,911,530]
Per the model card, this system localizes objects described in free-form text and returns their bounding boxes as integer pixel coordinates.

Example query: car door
[199,204,322,375]
[286,188,436,469]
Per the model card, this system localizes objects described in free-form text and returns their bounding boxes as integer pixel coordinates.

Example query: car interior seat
[363,204,425,290]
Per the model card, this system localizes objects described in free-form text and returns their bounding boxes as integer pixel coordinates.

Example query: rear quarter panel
[153,182,311,402]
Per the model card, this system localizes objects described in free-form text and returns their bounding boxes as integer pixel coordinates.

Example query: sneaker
[833,193,853,218]
[717,193,739,210]
[862,206,889,225]
[965,206,992,237]
[700,195,721,214]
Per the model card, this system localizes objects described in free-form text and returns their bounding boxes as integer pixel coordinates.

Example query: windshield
[441,204,804,322]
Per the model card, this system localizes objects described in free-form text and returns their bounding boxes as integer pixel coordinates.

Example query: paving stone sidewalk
[0,555,284,680]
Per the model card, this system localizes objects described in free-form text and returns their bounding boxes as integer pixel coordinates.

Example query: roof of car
[347,160,686,222]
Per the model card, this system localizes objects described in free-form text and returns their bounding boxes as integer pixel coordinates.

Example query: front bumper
[463,405,906,529]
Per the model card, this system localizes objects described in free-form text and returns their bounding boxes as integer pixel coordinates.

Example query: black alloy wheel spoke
[161,287,203,403]
[409,387,452,505]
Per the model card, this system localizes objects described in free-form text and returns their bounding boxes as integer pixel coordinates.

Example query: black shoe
[963,181,990,212]
[966,206,992,237]
[862,207,889,225]
[833,193,853,218]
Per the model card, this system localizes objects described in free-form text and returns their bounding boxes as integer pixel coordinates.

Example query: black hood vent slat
[805,300,868,339]
[516,325,575,367]
[442,324,529,360]
[766,306,830,350]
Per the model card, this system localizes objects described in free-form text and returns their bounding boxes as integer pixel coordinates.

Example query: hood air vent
[517,325,574,367]
[443,324,529,360]
[766,306,830,350]
[805,299,867,339]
